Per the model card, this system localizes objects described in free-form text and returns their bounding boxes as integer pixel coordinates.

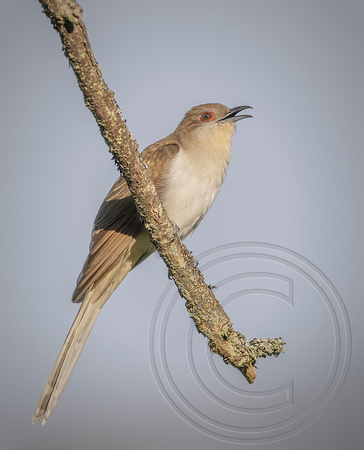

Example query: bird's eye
[200,112,215,122]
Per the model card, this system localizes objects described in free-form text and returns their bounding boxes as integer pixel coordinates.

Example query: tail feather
[32,233,154,425]
[32,290,101,425]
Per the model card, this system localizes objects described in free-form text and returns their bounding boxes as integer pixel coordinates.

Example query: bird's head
[175,103,252,150]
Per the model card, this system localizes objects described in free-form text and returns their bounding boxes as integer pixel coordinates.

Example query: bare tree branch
[38,0,285,384]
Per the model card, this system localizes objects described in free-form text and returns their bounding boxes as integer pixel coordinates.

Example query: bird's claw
[172,222,180,241]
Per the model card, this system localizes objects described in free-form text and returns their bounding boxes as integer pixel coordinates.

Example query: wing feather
[71,142,179,303]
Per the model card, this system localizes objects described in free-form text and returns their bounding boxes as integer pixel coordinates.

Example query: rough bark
[38,0,285,383]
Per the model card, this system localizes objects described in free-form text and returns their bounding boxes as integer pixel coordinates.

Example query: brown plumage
[71,142,180,304]
[32,103,252,424]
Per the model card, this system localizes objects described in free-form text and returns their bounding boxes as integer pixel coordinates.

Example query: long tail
[32,290,102,425]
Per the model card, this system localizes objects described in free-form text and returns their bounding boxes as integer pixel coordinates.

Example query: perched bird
[32,103,252,424]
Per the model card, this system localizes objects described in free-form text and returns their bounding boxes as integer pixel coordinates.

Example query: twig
[38,0,285,383]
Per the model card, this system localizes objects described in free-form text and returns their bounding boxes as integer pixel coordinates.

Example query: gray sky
[1,1,363,449]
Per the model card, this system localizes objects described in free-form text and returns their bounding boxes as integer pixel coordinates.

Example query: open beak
[218,105,253,123]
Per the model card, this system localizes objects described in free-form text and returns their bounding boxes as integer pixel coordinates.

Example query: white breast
[161,142,231,239]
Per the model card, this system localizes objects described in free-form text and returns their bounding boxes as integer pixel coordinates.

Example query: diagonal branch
[38,0,285,384]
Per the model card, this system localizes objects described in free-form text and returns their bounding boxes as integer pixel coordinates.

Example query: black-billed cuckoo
[32,103,252,424]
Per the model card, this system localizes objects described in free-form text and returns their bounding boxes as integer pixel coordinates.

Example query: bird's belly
[161,167,224,239]
[167,188,217,238]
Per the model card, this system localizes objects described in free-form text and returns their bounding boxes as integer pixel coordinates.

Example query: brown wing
[71,141,179,303]
[141,137,180,191]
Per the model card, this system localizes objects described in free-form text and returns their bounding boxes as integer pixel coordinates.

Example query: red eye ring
[200,111,215,122]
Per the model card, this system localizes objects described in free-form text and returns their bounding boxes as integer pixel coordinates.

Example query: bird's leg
[172,222,180,241]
